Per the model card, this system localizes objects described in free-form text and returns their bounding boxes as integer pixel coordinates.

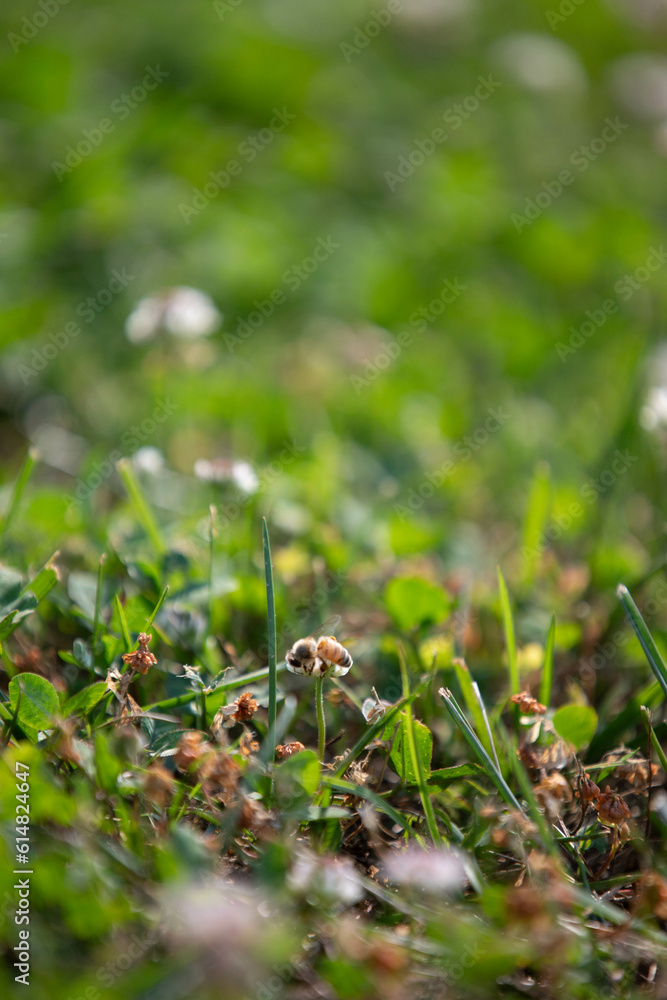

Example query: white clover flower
[287,851,362,905]
[383,845,466,894]
[193,457,260,494]
[131,446,165,474]
[163,286,221,339]
[125,287,221,343]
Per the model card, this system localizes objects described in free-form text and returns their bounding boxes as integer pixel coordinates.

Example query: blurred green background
[1,0,667,592]
[4,4,667,998]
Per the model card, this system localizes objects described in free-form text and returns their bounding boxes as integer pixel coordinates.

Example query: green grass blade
[0,447,39,549]
[330,688,422,779]
[116,457,165,558]
[145,662,289,712]
[440,687,523,812]
[587,679,662,760]
[115,594,132,652]
[521,460,551,589]
[19,552,60,603]
[326,776,409,830]
[145,584,169,631]
[453,657,492,758]
[539,613,556,709]
[399,645,441,845]
[617,583,667,700]
[498,567,519,696]
[262,518,277,762]
[471,679,501,772]
[642,705,667,773]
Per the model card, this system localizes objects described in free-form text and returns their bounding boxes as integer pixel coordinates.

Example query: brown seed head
[122,632,157,675]
[174,731,207,772]
[144,764,174,807]
[577,774,600,805]
[596,790,631,827]
[276,742,305,759]
[511,692,547,715]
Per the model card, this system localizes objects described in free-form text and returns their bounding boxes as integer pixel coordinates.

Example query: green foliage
[385,577,449,631]
[553,704,598,750]
[8,672,59,732]
[385,713,433,785]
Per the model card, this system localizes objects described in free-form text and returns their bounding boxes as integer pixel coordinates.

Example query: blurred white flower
[641,343,667,431]
[287,850,362,905]
[610,54,667,120]
[125,287,221,343]
[383,845,466,893]
[494,33,586,92]
[131,446,165,475]
[194,457,260,493]
[606,0,667,30]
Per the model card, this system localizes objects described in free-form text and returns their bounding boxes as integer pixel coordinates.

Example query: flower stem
[315,677,326,761]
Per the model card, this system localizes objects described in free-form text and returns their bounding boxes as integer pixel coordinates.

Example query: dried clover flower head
[533,773,572,814]
[239,732,259,756]
[577,774,600,804]
[143,764,174,807]
[122,632,157,675]
[511,691,546,715]
[213,691,258,732]
[276,742,305,759]
[638,872,667,921]
[174,731,208,772]
[596,789,631,827]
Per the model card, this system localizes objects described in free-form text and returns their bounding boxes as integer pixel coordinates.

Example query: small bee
[285,615,353,678]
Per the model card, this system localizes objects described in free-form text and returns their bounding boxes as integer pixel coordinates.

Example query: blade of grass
[144,662,289,712]
[116,458,165,558]
[453,657,492,759]
[330,686,424,780]
[520,461,551,589]
[398,645,442,845]
[262,518,277,762]
[471,680,501,773]
[617,584,667,700]
[587,678,662,761]
[92,553,106,660]
[115,594,132,652]
[498,567,519,696]
[325,776,410,830]
[0,447,39,550]
[539,613,556,709]
[439,687,523,812]
[19,551,60,603]
[642,705,667,773]
[145,584,169,632]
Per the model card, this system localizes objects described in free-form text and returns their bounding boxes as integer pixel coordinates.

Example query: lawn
[2,1,667,997]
